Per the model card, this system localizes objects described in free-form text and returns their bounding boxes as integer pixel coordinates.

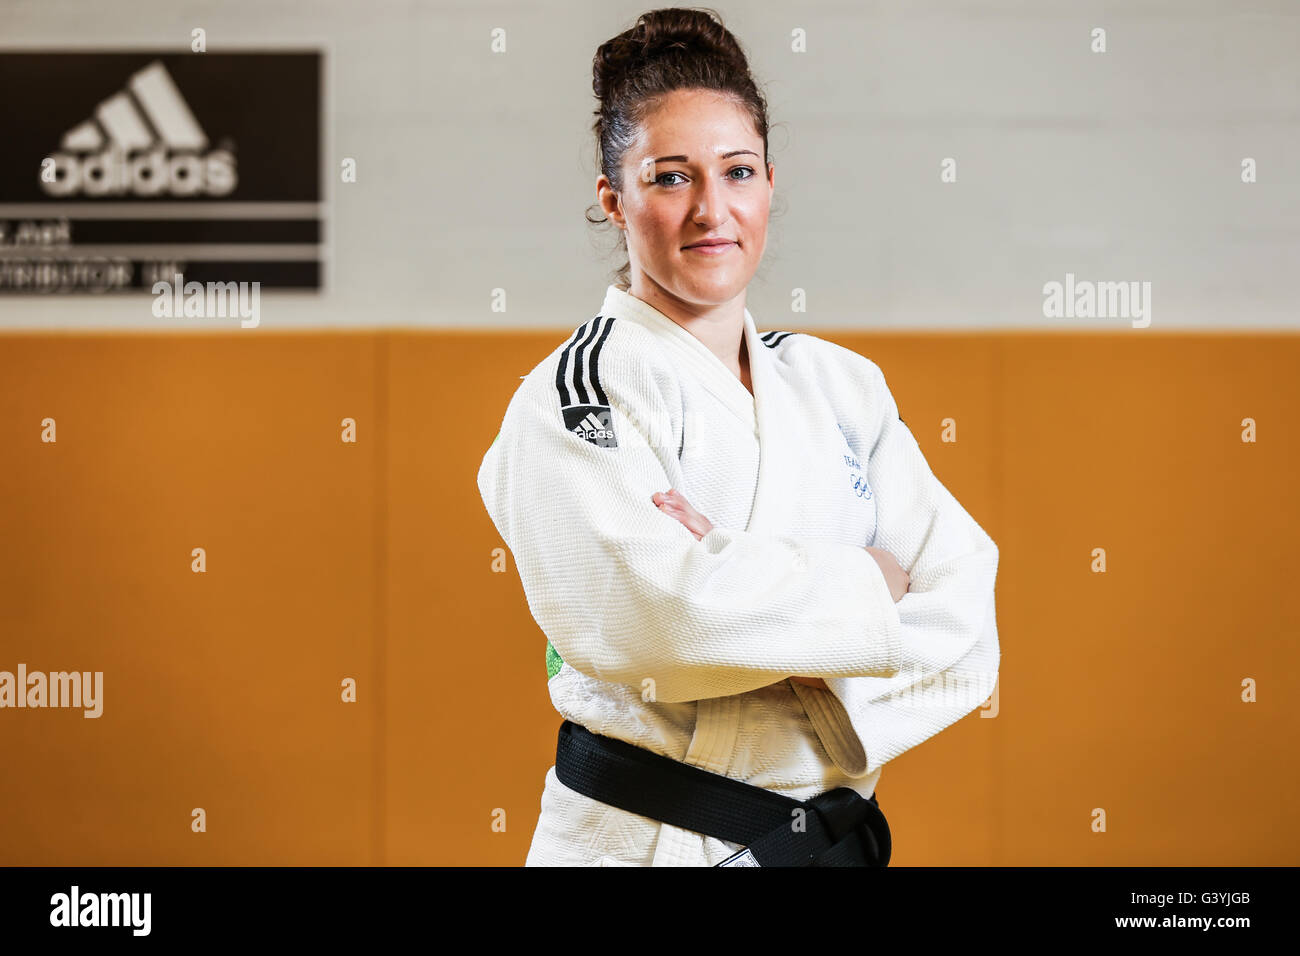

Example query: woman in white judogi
[476,9,1000,866]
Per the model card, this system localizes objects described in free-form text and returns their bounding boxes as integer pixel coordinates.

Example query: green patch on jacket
[545,640,564,680]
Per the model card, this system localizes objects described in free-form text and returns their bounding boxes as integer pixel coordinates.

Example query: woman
[477,7,1000,866]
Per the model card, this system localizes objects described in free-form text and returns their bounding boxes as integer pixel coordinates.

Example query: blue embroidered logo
[837,422,872,500]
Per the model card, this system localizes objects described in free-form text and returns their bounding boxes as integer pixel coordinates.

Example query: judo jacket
[476,284,1000,866]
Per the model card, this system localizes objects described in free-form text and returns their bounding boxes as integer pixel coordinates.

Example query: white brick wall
[2,0,1296,329]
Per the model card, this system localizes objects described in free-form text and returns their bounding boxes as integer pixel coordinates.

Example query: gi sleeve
[476,329,904,704]
[811,361,1001,778]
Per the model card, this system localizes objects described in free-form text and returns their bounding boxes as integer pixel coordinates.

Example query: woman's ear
[596,176,626,229]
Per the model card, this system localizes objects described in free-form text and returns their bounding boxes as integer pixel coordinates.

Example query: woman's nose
[691,179,726,227]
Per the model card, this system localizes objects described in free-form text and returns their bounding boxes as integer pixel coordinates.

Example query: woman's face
[600,88,774,310]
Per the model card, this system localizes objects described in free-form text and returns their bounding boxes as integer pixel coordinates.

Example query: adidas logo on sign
[562,404,618,448]
[41,60,237,198]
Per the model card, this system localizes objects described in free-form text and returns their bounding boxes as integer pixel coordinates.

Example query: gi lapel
[599,285,756,432]
[597,285,801,535]
[743,312,874,777]
[741,308,799,536]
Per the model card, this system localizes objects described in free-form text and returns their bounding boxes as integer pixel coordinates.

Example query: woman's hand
[866,545,910,603]
[652,488,713,541]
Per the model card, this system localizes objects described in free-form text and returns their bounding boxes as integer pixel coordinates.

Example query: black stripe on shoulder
[554,314,620,448]
[554,319,589,407]
[759,329,799,349]
[556,314,615,406]
[584,315,617,406]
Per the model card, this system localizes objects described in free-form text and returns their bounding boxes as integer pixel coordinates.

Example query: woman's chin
[673,269,749,303]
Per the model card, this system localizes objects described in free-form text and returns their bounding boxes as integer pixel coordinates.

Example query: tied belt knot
[553,719,891,867]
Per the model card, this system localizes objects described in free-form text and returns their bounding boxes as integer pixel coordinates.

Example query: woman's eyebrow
[652,149,760,162]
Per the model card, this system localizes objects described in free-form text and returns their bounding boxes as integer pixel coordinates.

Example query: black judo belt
[554,719,891,867]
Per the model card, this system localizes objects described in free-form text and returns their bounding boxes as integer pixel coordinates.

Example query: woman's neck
[628,277,749,390]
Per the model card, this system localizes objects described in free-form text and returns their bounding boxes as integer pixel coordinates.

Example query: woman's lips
[683,241,737,255]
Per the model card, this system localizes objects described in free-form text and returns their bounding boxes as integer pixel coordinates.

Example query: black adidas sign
[41,60,236,198]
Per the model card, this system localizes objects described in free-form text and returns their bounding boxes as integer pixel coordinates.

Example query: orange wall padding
[1,330,1295,865]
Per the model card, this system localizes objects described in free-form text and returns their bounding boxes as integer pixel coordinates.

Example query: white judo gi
[477,284,1000,866]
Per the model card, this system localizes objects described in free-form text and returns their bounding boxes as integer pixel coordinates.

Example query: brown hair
[587,7,773,291]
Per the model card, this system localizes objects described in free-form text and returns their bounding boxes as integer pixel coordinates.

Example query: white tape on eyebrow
[639,157,656,183]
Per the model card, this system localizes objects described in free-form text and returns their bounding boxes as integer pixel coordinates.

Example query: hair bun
[594,8,748,104]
